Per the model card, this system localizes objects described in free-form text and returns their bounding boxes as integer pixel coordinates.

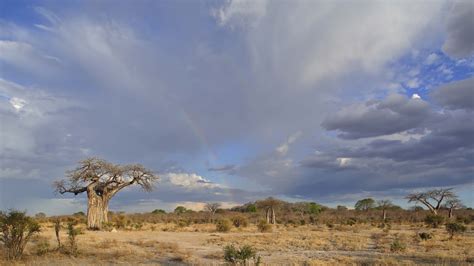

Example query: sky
[0,0,473,215]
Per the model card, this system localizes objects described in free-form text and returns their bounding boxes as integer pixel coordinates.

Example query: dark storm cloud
[321,94,431,139]
[431,77,474,110]
[442,1,474,59]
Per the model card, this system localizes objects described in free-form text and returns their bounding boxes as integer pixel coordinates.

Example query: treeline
[37,196,473,228]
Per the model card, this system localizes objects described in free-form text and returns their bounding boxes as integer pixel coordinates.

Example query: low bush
[424,214,444,228]
[418,232,432,241]
[390,238,406,252]
[223,244,261,265]
[0,210,41,260]
[257,220,272,232]
[232,216,249,228]
[446,222,466,239]
[216,219,232,232]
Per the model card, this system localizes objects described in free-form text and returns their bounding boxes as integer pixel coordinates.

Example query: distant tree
[54,157,157,230]
[35,212,46,219]
[245,204,257,213]
[410,206,424,211]
[355,198,375,211]
[444,198,464,219]
[406,188,456,215]
[174,206,187,214]
[256,197,283,224]
[151,209,166,214]
[337,205,348,211]
[377,200,393,221]
[204,202,221,222]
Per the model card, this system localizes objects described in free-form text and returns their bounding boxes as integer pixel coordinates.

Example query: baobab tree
[377,200,394,221]
[444,198,464,219]
[54,157,157,230]
[406,188,455,215]
[256,197,282,224]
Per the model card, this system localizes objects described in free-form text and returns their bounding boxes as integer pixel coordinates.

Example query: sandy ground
[3,223,473,265]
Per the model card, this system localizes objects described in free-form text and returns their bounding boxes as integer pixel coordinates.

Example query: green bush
[223,244,260,264]
[446,222,466,239]
[66,221,82,255]
[257,220,272,232]
[216,219,232,232]
[424,214,444,228]
[0,210,41,260]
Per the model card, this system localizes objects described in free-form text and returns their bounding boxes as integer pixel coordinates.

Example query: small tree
[446,222,466,239]
[355,198,375,211]
[204,202,221,222]
[444,198,464,219]
[54,219,61,249]
[67,222,81,255]
[0,210,41,260]
[406,188,456,215]
[377,200,394,221]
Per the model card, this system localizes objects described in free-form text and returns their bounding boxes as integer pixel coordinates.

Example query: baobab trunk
[271,207,276,224]
[265,208,271,223]
[448,208,453,219]
[86,189,109,230]
[382,209,387,221]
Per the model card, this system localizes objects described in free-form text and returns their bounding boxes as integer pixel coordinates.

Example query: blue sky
[0,0,473,214]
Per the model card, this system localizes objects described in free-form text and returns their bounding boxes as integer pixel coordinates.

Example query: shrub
[257,220,272,232]
[66,221,82,255]
[390,238,406,252]
[54,219,61,249]
[216,219,232,232]
[418,232,432,241]
[223,244,260,264]
[446,222,466,239]
[424,214,444,228]
[232,216,249,228]
[35,238,50,256]
[345,217,357,226]
[0,210,41,260]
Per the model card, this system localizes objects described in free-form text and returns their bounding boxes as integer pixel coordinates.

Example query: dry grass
[0,222,472,265]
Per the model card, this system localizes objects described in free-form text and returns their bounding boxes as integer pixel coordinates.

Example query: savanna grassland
[1,206,473,265]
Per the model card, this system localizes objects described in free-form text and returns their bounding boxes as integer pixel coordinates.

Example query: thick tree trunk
[382,209,387,221]
[265,208,270,223]
[271,207,276,224]
[86,190,109,230]
[448,208,453,219]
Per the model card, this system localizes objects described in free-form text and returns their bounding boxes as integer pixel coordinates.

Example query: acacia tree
[406,188,455,215]
[54,158,157,230]
[354,198,375,211]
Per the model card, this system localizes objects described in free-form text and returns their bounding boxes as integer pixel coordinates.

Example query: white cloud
[337,157,351,167]
[406,79,420,89]
[9,97,27,111]
[213,0,267,27]
[163,173,222,189]
[276,131,302,156]
[424,53,439,65]
[411,93,421,99]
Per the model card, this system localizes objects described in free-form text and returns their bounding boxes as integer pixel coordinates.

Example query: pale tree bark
[54,157,158,230]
